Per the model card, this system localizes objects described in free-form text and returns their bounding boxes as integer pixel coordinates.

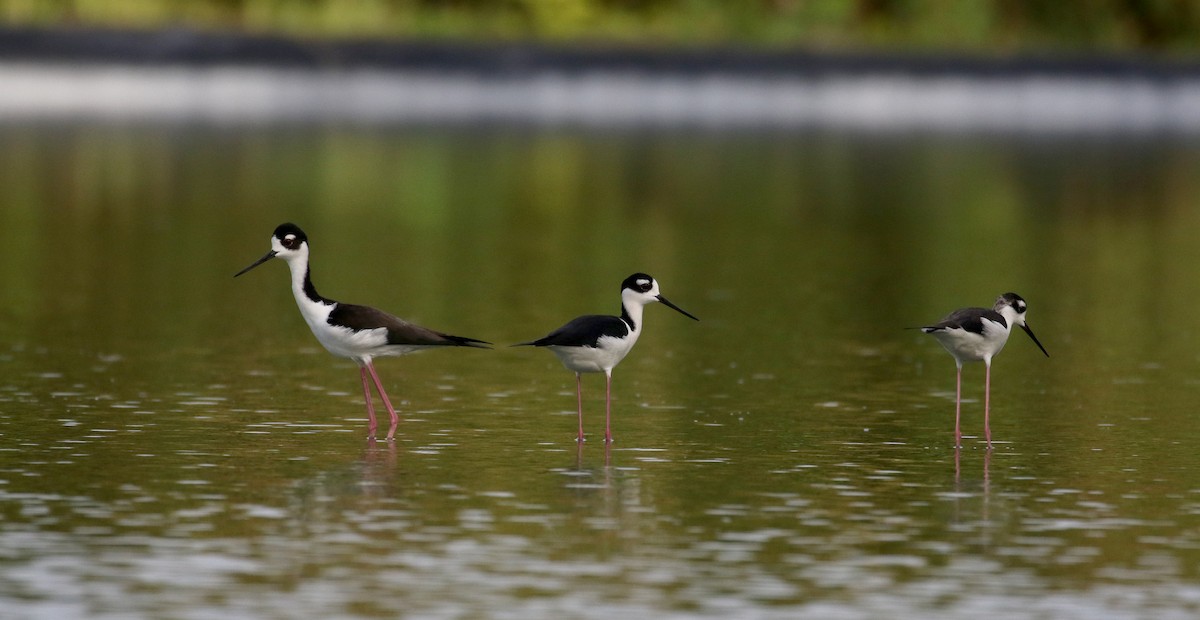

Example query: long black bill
[1021,323,1050,357]
[657,295,699,321]
[234,250,277,278]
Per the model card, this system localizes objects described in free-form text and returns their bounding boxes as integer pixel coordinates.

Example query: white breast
[932,319,1011,363]
[549,334,637,374]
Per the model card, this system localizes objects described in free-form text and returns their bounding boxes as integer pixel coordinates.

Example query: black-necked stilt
[917,292,1049,449]
[235,223,490,441]
[514,273,698,443]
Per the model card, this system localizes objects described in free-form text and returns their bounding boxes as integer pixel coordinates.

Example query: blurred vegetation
[1,0,1199,53]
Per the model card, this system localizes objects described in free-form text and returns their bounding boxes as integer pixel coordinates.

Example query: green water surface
[1,125,1199,618]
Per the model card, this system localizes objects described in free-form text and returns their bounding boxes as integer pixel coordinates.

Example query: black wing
[329,303,491,348]
[921,307,1005,335]
[514,314,630,348]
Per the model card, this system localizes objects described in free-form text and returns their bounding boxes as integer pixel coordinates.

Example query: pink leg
[360,367,378,439]
[954,443,961,482]
[954,363,963,448]
[604,371,613,444]
[575,373,585,443]
[984,360,992,449]
[365,361,401,441]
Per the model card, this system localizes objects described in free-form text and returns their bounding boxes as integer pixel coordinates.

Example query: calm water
[2,124,1200,619]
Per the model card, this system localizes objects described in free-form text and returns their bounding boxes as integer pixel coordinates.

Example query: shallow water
[2,124,1200,618]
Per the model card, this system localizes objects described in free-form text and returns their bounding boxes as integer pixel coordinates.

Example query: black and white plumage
[918,292,1049,448]
[515,273,699,443]
[235,223,490,440]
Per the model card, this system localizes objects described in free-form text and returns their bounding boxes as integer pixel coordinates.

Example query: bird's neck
[620,299,643,334]
[996,307,1019,332]
[287,255,328,306]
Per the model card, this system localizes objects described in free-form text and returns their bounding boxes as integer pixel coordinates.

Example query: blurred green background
[2,0,1198,54]
[4,2,1200,618]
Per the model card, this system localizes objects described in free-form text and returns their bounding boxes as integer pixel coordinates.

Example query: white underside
[313,321,428,362]
[930,320,1011,365]
[548,334,636,374]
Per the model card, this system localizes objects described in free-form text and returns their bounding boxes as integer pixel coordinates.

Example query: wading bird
[235,223,489,440]
[917,292,1049,449]
[515,273,698,443]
